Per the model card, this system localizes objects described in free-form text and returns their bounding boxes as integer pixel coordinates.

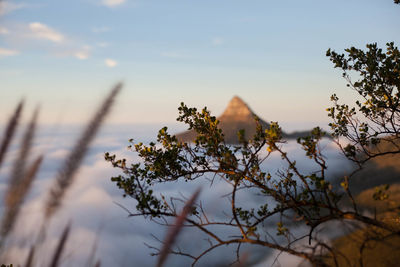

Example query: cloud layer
[0,124,352,266]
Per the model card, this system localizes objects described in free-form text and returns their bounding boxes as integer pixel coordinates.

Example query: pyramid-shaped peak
[230,95,248,106]
[219,96,253,120]
[176,95,311,143]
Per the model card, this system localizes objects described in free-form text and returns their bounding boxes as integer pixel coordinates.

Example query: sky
[0,0,400,128]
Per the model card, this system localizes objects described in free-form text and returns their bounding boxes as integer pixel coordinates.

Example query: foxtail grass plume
[2,156,43,237]
[0,100,23,170]
[45,83,122,219]
[49,222,71,267]
[24,245,35,267]
[157,188,201,267]
[1,108,40,242]
[8,107,39,190]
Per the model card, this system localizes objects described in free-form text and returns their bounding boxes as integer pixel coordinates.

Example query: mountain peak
[219,95,253,120]
[176,95,312,144]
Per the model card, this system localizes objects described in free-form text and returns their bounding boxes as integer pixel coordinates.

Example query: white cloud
[1,23,94,60]
[105,58,117,67]
[212,37,224,46]
[0,1,26,16]
[1,22,95,61]
[75,51,89,60]
[29,22,64,43]
[102,0,126,7]
[0,47,19,57]
[74,45,91,60]
[0,26,9,34]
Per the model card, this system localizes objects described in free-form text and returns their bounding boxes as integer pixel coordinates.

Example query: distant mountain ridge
[175,96,313,144]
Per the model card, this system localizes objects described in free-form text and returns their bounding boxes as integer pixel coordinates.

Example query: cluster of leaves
[373,184,390,201]
[326,42,400,164]
[107,111,337,264]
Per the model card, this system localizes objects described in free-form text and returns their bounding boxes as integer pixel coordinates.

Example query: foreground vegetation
[107,41,400,267]
[0,84,122,266]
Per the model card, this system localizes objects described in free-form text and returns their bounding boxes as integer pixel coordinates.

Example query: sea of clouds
[0,123,354,267]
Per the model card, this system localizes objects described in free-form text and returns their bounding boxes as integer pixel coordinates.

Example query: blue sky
[1,0,399,127]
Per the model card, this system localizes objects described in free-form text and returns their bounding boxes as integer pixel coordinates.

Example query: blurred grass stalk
[157,188,201,267]
[0,100,23,170]
[1,108,39,241]
[0,83,122,266]
[45,82,122,220]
